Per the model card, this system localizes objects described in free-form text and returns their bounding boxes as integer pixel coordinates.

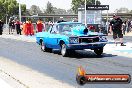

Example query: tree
[72,0,101,14]
[29,5,42,15]
[115,7,129,13]
[43,1,55,21]
[53,7,67,14]
[66,9,74,14]
[0,0,26,22]
[21,4,26,15]
[0,1,5,20]
[130,10,132,13]
[25,9,30,15]
[44,1,55,14]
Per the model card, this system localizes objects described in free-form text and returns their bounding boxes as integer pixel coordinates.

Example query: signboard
[78,10,101,24]
[87,15,94,24]
[86,5,109,10]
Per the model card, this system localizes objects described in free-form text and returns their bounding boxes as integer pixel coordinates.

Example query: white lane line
[0,78,13,88]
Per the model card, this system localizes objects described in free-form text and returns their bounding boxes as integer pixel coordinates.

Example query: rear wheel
[41,42,46,52]
[94,48,103,56]
[41,42,52,52]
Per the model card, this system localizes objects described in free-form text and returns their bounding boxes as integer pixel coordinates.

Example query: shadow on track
[52,49,117,59]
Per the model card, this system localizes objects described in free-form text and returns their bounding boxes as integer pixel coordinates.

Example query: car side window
[51,25,58,34]
[48,26,53,33]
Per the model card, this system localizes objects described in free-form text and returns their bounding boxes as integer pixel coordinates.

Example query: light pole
[106,10,109,33]
[5,0,8,29]
[19,0,21,22]
[85,0,87,26]
[95,0,96,5]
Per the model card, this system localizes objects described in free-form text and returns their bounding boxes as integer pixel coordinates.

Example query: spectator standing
[9,20,12,34]
[130,20,132,32]
[0,20,4,35]
[127,19,131,33]
[12,20,15,33]
[73,18,78,22]
[26,20,34,36]
[15,20,21,35]
[109,14,126,46]
[43,21,46,31]
[57,17,66,23]
[22,22,26,35]
[36,19,44,32]
[122,21,127,35]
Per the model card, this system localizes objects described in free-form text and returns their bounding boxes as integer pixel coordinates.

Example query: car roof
[55,22,82,25]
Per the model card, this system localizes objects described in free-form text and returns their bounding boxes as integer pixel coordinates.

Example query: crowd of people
[0,17,79,36]
[0,18,47,36]
[22,20,34,36]
[122,19,132,35]
[0,16,132,38]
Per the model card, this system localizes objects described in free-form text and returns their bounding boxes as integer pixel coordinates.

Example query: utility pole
[85,0,87,26]
[19,0,21,22]
[106,10,109,33]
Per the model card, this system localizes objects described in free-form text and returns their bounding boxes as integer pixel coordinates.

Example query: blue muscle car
[36,22,108,57]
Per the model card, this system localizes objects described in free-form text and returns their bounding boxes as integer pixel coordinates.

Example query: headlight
[99,36,107,41]
[69,37,78,43]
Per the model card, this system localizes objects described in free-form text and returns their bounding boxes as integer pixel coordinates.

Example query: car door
[46,25,59,49]
[42,25,52,45]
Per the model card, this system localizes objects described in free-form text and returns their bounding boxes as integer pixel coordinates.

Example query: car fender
[36,32,49,44]
[58,36,69,46]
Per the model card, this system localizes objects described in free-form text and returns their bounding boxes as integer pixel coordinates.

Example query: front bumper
[67,42,108,50]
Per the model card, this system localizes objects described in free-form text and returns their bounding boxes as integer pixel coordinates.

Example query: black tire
[41,42,47,52]
[76,75,86,85]
[41,42,52,52]
[60,43,69,57]
[47,48,52,53]
[94,48,103,55]
[68,50,76,56]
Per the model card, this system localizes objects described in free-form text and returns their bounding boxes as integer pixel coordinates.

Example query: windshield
[57,23,85,33]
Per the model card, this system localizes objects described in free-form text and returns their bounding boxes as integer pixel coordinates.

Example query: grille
[79,37,99,43]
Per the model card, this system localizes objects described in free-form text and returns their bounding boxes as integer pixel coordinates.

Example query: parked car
[36,22,108,57]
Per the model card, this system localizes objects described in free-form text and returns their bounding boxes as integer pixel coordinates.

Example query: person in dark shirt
[9,20,12,34]
[57,17,66,23]
[0,20,4,35]
[15,20,21,35]
[127,20,131,33]
[11,20,15,32]
[109,14,126,46]
[73,18,78,22]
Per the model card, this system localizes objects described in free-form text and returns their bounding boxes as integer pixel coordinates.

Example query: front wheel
[61,43,69,57]
[94,48,103,56]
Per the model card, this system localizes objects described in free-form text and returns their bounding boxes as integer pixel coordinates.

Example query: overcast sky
[18,0,132,12]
